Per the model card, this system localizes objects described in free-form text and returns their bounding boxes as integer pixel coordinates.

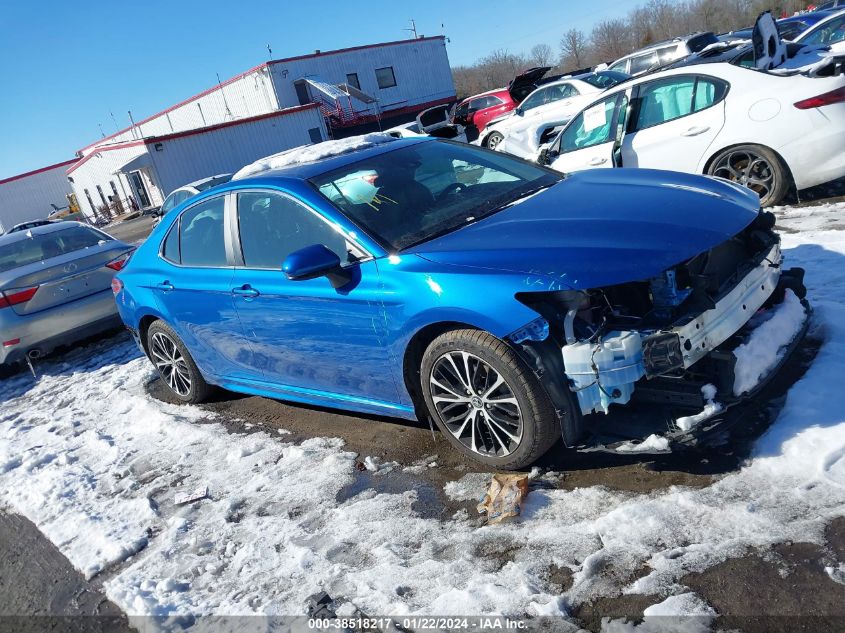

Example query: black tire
[146,320,214,404]
[707,144,790,207]
[484,131,505,150]
[419,329,559,469]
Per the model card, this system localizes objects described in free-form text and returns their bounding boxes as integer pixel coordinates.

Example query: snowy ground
[2,202,845,631]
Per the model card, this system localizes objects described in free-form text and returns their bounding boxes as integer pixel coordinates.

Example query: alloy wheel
[711,149,775,200]
[150,331,192,396]
[486,132,504,150]
[429,351,523,457]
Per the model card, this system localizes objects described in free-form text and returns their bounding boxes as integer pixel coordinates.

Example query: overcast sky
[0,0,643,178]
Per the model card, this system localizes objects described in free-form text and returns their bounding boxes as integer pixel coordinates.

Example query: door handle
[681,125,710,137]
[232,285,260,298]
[156,281,174,291]
[588,157,608,166]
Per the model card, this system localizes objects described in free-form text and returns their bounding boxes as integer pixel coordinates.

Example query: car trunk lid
[508,66,552,103]
[0,244,132,316]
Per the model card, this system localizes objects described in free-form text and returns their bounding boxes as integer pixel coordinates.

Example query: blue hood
[409,169,761,289]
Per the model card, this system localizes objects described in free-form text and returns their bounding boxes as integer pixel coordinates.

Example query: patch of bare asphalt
[0,511,132,632]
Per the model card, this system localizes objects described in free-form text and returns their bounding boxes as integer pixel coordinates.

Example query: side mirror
[515,107,524,116]
[283,244,350,288]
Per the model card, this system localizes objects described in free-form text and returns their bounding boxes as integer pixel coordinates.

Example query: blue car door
[152,194,257,381]
[228,189,400,412]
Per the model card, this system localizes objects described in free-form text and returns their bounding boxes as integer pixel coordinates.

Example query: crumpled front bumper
[561,242,803,418]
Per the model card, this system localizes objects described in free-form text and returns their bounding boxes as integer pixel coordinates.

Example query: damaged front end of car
[506,210,810,453]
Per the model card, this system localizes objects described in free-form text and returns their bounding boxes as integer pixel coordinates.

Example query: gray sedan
[0,222,134,366]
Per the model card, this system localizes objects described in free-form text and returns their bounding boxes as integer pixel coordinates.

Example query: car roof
[230,137,434,184]
[182,173,232,190]
[0,221,97,247]
[459,88,510,103]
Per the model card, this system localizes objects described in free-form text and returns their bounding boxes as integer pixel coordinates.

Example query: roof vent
[315,49,321,54]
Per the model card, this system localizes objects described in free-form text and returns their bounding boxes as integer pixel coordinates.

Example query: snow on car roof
[232,133,398,180]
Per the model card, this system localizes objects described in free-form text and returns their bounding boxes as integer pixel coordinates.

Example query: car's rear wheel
[420,329,559,469]
[485,131,504,150]
[707,144,790,207]
[146,321,213,404]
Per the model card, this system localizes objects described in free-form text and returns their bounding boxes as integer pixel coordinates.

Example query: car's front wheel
[420,329,560,469]
[146,321,213,404]
[484,131,504,150]
[707,144,790,207]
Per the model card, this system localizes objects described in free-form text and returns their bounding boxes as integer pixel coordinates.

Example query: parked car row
[110,135,809,467]
[483,12,845,207]
[4,12,835,468]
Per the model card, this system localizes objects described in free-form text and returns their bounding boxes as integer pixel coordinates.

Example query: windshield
[581,71,630,89]
[310,141,560,251]
[0,225,111,273]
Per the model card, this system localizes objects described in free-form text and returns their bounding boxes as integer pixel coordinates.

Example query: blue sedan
[113,137,807,467]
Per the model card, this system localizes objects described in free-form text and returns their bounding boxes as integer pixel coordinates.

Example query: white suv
[607,33,719,76]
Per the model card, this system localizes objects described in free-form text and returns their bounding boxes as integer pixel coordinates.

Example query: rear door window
[178,196,227,267]
[633,76,727,130]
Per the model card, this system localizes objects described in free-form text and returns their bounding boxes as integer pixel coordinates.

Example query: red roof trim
[143,104,321,144]
[66,140,147,175]
[76,61,270,154]
[267,35,447,66]
[0,158,79,185]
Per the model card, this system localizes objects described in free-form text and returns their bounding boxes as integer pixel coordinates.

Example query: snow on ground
[232,133,397,180]
[603,592,716,633]
[2,201,845,628]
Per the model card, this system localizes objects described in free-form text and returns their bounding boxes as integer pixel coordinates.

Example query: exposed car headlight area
[515,211,808,418]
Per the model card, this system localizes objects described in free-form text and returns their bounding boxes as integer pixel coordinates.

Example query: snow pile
[232,133,397,180]
[615,434,671,453]
[675,384,722,433]
[1,202,845,624]
[733,289,807,395]
[825,563,845,586]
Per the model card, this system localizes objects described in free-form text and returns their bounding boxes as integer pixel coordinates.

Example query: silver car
[0,222,134,366]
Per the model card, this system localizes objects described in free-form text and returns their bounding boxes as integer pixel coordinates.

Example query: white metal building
[0,159,76,233]
[68,105,326,219]
[67,35,455,220]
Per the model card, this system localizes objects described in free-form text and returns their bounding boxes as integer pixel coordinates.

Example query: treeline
[452,0,812,98]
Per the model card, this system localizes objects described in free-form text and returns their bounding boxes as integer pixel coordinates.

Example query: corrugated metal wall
[150,108,327,195]
[0,164,74,233]
[80,67,279,156]
[68,143,158,219]
[269,38,456,114]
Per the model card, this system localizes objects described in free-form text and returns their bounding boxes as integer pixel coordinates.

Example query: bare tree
[591,19,635,63]
[453,0,810,99]
[559,28,590,70]
[530,43,555,67]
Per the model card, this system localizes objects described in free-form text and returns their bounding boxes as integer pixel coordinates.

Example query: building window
[308,128,323,144]
[346,73,360,90]
[375,66,396,89]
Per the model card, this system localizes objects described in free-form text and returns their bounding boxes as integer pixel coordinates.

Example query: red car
[453,67,550,135]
